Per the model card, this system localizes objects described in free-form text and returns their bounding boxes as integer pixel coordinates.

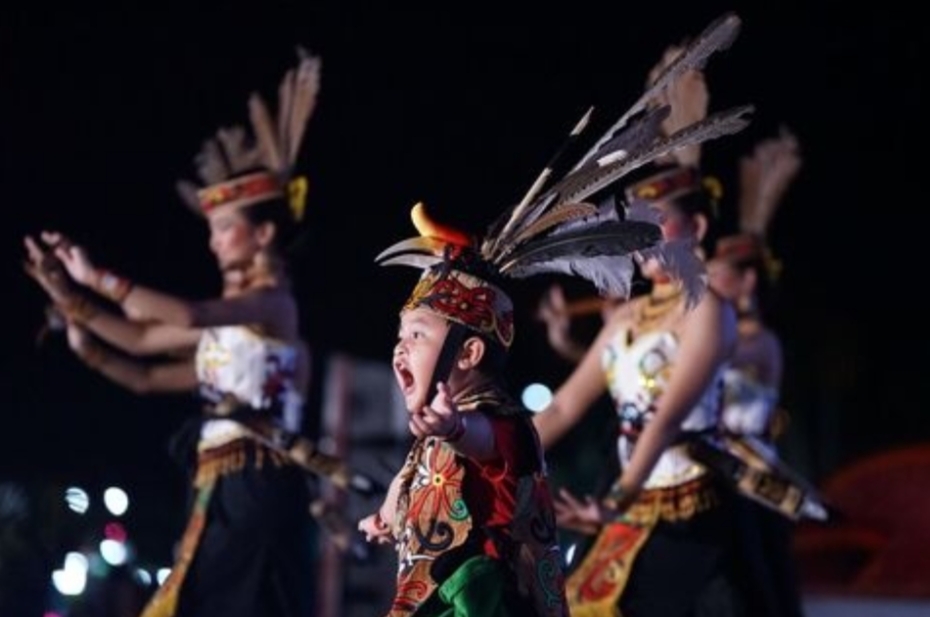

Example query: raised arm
[122,285,297,334]
[66,322,199,395]
[40,230,296,334]
[532,307,626,449]
[24,235,201,356]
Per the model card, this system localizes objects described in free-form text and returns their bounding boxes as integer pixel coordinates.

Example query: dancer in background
[706,127,807,617]
[24,50,336,617]
[531,16,758,616]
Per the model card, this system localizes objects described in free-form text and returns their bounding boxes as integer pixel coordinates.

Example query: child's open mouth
[394,362,416,396]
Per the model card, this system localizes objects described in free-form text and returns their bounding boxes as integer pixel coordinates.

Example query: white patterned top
[602,328,724,489]
[195,325,304,447]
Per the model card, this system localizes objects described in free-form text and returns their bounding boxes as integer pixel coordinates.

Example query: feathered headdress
[176,47,322,222]
[624,35,724,226]
[376,12,753,349]
[714,127,802,280]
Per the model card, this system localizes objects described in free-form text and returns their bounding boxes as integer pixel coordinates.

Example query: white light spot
[565,543,577,567]
[103,487,129,516]
[135,568,152,586]
[521,383,553,412]
[64,487,89,514]
[99,539,128,566]
[51,552,89,596]
[157,568,172,585]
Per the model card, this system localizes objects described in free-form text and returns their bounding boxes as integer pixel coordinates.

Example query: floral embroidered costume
[388,382,566,617]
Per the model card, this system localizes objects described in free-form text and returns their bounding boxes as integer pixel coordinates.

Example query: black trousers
[175,452,317,617]
[620,495,749,617]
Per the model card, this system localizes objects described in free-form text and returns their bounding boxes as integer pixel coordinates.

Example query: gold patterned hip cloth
[564,476,720,617]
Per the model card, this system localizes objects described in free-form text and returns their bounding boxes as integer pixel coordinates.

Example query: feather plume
[508,254,638,298]
[276,67,297,162]
[738,127,801,235]
[179,49,322,219]
[537,105,753,221]
[471,13,750,302]
[378,13,750,308]
[510,202,599,245]
[284,51,322,165]
[646,44,710,168]
[486,108,666,257]
[176,179,202,213]
[499,221,661,273]
[194,138,230,185]
[485,24,749,265]
[248,93,284,174]
[581,106,670,173]
[216,126,262,174]
[484,107,593,257]
[571,12,741,173]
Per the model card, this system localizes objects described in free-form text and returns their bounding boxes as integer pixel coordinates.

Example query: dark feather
[491,108,666,252]
[498,221,661,272]
[579,106,670,172]
[547,105,753,208]
[508,254,638,298]
[483,107,593,258]
[510,202,598,246]
[485,13,745,263]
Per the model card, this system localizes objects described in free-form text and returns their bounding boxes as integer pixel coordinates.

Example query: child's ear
[457,336,486,370]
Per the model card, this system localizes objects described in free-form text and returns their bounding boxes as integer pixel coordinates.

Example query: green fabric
[423,555,515,617]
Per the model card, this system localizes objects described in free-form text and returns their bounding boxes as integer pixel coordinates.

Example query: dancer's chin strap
[424,322,469,407]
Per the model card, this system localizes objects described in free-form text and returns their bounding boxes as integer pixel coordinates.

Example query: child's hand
[358,511,393,545]
[409,382,460,440]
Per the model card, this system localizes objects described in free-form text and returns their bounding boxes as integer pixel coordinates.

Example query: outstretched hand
[23,235,74,304]
[536,284,587,363]
[39,231,98,287]
[357,511,393,545]
[536,284,571,343]
[553,487,615,536]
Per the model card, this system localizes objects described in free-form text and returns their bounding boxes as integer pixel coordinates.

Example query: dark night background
[2,1,928,612]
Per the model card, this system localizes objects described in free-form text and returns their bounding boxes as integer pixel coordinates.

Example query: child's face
[393,307,450,413]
